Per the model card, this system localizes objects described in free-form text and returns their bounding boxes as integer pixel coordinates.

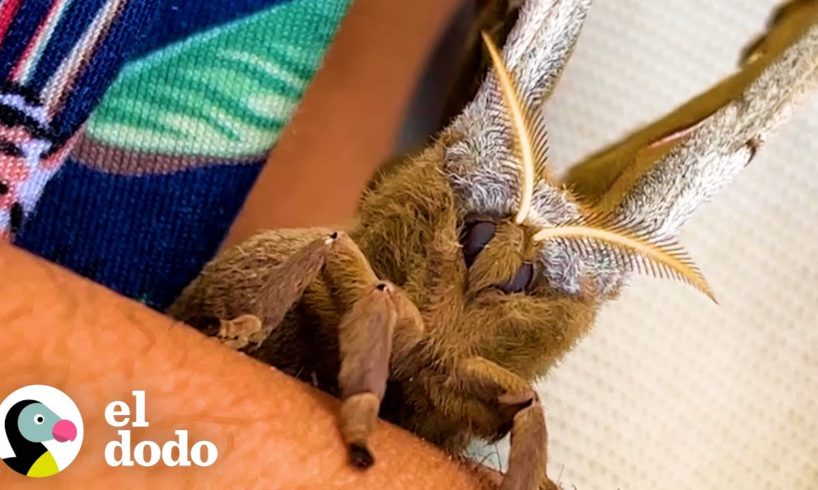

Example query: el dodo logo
[104,391,218,468]
[0,385,82,478]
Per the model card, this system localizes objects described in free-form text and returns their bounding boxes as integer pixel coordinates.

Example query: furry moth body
[169,2,818,489]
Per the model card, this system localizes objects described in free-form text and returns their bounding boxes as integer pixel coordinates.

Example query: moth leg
[321,233,423,468]
[336,282,397,468]
[509,399,553,490]
[215,314,264,349]
[245,234,338,348]
[170,233,337,351]
[449,357,554,490]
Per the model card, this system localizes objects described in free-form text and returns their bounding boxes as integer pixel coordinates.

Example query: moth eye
[498,263,535,294]
[459,221,496,267]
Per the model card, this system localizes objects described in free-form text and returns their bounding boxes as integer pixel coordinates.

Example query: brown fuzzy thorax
[169,141,598,447]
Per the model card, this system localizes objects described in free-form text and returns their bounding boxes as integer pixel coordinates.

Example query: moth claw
[326,230,345,244]
[347,442,374,468]
[498,390,536,408]
[216,314,268,350]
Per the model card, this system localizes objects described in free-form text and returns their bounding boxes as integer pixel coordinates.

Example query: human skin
[0,244,498,489]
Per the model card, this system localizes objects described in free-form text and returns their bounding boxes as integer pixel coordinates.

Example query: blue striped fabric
[2,0,351,309]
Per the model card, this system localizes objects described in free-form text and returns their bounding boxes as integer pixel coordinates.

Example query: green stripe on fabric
[86,0,352,159]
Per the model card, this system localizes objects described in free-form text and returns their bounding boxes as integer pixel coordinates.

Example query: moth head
[437,5,714,303]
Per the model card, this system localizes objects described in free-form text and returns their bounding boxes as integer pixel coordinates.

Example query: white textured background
[473,1,818,488]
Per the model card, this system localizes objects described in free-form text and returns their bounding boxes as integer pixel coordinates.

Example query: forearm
[0,244,494,489]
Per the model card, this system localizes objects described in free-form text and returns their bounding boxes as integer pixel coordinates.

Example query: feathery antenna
[533,217,715,302]
[482,31,536,225]
[482,28,714,300]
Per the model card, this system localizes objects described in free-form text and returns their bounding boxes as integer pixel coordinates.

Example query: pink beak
[52,419,77,442]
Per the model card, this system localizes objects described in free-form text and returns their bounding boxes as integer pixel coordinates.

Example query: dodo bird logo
[0,385,83,478]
